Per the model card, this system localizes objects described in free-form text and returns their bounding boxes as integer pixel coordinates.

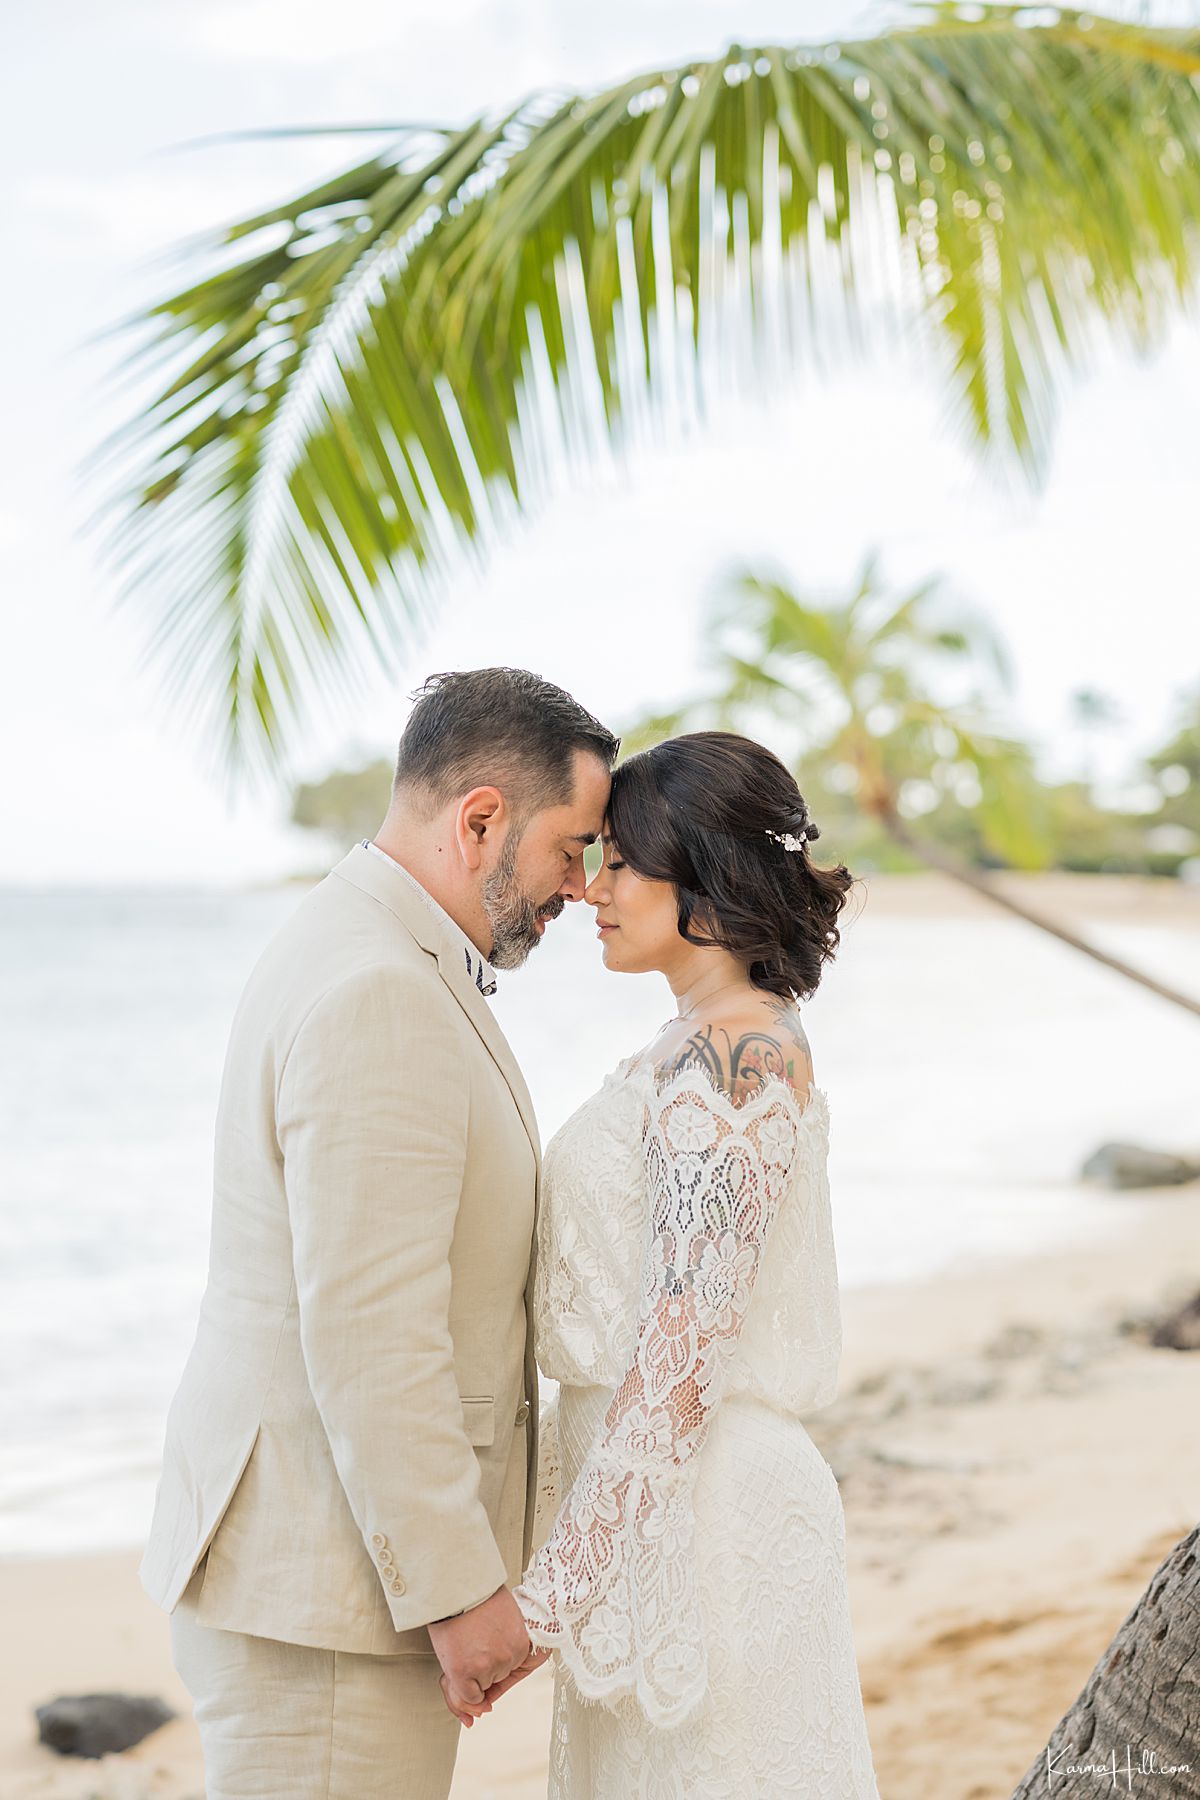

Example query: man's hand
[427,1585,532,1725]
[480,1641,551,1705]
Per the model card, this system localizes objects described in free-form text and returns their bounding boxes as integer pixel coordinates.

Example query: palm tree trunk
[1008,1525,1200,1798]
[879,812,1200,1022]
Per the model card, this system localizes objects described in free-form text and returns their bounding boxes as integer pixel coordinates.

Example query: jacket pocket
[460,1395,495,1447]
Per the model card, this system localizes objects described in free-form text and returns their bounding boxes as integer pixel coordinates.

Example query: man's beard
[482,831,565,970]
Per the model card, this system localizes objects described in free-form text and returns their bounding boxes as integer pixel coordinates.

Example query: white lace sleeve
[512,1069,805,1728]
[530,1386,562,1558]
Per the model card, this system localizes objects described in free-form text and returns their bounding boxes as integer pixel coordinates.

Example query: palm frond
[85,5,1200,778]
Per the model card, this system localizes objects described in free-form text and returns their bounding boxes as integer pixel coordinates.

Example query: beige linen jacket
[139,843,541,1655]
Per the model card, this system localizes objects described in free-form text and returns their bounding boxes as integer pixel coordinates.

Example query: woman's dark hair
[606,731,857,1002]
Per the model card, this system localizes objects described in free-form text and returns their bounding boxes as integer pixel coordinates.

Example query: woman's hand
[438,1670,493,1727]
[439,1643,550,1724]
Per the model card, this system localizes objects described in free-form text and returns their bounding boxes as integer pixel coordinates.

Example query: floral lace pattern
[515,1068,807,1722]
[530,1386,562,1558]
[516,1056,881,1796]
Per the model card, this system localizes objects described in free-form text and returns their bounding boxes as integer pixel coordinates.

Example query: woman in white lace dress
[506,731,881,1798]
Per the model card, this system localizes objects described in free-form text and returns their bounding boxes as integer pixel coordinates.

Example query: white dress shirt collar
[360,840,498,999]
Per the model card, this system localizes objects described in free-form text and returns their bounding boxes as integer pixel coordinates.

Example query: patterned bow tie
[465,944,498,998]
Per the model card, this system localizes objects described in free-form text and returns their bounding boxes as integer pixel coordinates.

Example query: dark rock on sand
[1148,1291,1200,1351]
[1080,1142,1200,1190]
[35,1692,175,1758]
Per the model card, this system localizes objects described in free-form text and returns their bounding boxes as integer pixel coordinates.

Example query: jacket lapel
[329,844,541,1166]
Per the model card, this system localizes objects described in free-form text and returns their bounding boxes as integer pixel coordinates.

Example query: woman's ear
[682,891,722,948]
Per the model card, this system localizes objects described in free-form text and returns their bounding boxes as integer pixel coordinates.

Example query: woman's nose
[583,870,605,908]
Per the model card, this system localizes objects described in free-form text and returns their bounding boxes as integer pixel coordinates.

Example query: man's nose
[559,864,589,902]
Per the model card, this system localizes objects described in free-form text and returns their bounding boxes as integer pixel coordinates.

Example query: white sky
[3,0,1198,886]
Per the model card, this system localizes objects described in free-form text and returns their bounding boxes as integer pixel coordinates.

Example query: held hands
[478,1639,552,1709]
[427,1585,551,1727]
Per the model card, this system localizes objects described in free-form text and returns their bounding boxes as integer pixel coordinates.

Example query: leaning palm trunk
[1008,1525,1200,1798]
[880,809,1200,1022]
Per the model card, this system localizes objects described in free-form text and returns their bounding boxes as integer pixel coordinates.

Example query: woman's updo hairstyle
[605,731,857,1002]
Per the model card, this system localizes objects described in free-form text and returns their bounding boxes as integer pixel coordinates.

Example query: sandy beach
[3,1189,1197,1799]
[4,872,1197,1797]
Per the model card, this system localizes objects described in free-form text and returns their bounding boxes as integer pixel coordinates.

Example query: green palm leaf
[83,5,1200,779]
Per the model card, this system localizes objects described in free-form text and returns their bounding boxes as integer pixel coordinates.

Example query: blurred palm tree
[84,5,1200,779]
[1070,685,1125,790]
[626,554,1200,1018]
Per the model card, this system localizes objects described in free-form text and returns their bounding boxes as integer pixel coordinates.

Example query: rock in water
[35,1692,175,1758]
[1080,1142,1200,1190]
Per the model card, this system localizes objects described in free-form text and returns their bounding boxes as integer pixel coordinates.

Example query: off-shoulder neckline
[606,1049,829,1129]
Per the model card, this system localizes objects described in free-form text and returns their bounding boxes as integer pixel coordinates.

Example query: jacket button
[371,1533,386,1548]
[515,1399,531,1424]
[391,1577,406,1595]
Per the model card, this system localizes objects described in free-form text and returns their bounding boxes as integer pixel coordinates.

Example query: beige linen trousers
[142,843,542,1797]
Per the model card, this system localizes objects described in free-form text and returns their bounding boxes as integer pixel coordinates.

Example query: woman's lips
[596,922,617,937]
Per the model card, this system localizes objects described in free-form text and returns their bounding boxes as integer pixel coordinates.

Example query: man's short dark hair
[394,668,620,821]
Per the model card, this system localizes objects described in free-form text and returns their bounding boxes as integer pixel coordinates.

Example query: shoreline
[3,868,1198,921]
[851,867,1200,924]
[3,1185,1197,1798]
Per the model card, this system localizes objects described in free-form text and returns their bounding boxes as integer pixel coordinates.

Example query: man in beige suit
[142,668,617,1798]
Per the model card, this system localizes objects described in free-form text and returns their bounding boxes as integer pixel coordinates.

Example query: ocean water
[1,877,1196,1556]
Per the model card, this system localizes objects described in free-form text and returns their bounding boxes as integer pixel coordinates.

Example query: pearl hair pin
[765,819,820,851]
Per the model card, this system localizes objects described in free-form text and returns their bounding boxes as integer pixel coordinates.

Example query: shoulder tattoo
[658,1006,813,1107]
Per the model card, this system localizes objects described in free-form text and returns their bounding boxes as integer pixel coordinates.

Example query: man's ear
[455,786,506,870]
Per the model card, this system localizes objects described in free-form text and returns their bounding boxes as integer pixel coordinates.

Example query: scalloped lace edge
[525,1614,710,1732]
[613,1050,830,1133]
